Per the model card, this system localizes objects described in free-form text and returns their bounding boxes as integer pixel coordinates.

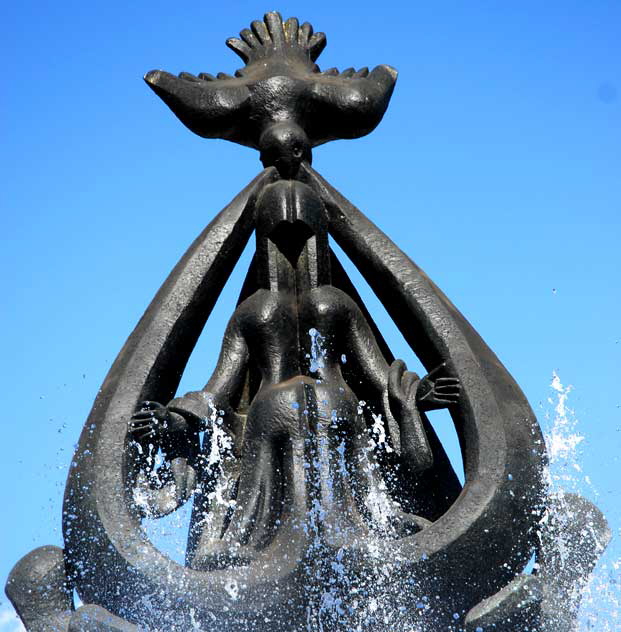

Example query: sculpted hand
[129,401,198,517]
[130,401,196,458]
[416,363,461,411]
[388,359,420,415]
[129,401,171,445]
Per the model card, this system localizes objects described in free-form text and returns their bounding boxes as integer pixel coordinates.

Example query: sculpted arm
[128,314,249,516]
[168,314,250,439]
[344,300,459,472]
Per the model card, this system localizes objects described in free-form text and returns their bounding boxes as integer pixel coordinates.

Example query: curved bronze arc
[62,168,310,624]
[301,164,546,611]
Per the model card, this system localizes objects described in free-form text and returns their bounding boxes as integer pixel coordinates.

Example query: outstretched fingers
[424,362,448,380]
[128,419,155,430]
[137,400,165,412]
[128,400,167,442]
[130,413,157,423]
[433,377,461,404]
[128,423,157,441]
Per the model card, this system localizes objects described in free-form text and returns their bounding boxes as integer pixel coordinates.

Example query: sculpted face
[258,120,311,178]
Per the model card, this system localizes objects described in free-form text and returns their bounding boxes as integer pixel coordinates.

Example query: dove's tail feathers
[226,11,326,68]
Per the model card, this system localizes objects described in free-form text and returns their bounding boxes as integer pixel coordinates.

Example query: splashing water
[129,365,621,631]
[541,372,620,630]
[308,328,326,372]
[140,396,235,566]
[300,331,434,631]
[545,372,584,485]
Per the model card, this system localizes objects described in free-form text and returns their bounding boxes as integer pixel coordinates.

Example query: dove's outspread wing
[144,70,252,145]
[308,64,398,146]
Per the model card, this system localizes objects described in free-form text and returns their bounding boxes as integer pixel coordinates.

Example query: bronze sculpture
[6,12,609,631]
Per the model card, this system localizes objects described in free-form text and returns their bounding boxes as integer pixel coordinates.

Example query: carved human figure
[129,180,459,570]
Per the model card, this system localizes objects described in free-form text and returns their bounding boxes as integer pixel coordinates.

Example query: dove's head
[259,121,311,179]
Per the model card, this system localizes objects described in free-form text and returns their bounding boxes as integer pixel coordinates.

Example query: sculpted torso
[232,286,365,442]
[237,285,353,386]
[167,285,412,569]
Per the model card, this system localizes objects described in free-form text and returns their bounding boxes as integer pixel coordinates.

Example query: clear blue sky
[2,1,619,628]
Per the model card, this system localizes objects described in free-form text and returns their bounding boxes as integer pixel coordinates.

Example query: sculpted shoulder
[235,289,297,328]
[232,286,361,332]
[306,285,359,319]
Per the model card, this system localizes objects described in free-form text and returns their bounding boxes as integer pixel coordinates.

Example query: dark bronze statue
[7,12,609,632]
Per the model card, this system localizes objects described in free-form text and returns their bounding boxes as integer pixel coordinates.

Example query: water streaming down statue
[6,12,610,632]
[128,179,456,573]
